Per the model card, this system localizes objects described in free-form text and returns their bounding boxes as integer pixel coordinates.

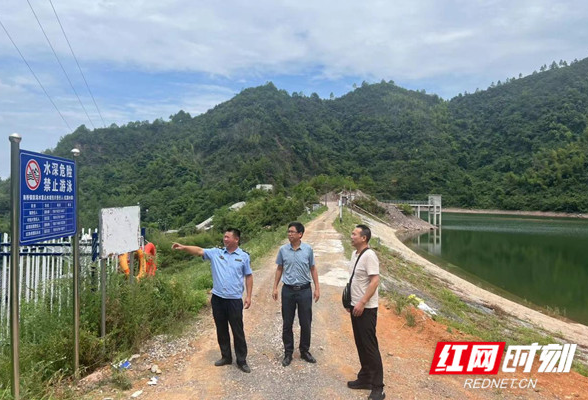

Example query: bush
[397,203,414,216]
[352,197,387,218]
[213,194,304,236]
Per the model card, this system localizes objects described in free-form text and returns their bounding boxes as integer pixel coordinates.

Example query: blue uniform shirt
[203,247,252,299]
[276,242,315,285]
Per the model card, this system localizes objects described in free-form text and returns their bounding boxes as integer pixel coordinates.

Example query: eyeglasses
[287,230,299,234]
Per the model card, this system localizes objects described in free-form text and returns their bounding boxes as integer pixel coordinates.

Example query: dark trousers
[281,285,312,355]
[211,294,247,365]
[351,307,384,389]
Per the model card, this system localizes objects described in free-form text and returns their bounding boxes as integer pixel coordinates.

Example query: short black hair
[356,224,371,242]
[288,221,305,235]
[225,228,241,240]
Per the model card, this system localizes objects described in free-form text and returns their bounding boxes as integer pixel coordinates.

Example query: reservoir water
[402,213,588,325]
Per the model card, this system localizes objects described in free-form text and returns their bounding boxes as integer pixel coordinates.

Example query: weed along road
[85,205,588,400]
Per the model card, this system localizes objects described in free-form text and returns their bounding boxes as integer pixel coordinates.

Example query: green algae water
[402,213,588,325]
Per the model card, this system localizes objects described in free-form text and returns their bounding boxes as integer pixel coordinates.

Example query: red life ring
[144,242,157,276]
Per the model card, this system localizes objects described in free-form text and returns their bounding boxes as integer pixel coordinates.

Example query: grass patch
[388,291,421,316]
[389,291,409,315]
[404,308,417,327]
[110,369,132,391]
[437,288,471,315]
[573,361,588,377]
[508,326,555,348]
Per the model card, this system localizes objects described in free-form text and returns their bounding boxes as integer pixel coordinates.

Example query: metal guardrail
[381,200,431,205]
[378,195,442,226]
[0,229,117,337]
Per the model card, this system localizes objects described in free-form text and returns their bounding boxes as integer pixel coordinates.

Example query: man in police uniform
[172,228,253,373]
[272,221,320,367]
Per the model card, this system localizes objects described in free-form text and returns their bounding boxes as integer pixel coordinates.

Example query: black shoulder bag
[342,248,368,309]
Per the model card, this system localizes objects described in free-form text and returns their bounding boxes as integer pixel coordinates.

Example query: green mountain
[1,57,588,231]
[447,59,588,210]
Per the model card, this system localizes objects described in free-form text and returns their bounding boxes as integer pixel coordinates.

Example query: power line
[0,18,73,132]
[26,0,96,129]
[48,0,106,128]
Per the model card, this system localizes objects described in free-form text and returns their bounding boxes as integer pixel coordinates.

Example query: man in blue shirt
[272,221,320,367]
[172,228,253,373]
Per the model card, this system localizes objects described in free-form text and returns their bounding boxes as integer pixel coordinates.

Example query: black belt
[284,283,311,291]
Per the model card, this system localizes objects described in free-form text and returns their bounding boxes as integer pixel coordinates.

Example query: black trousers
[281,285,312,355]
[211,294,247,365]
[351,307,384,389]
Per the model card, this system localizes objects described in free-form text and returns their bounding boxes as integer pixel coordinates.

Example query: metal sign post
[92,231,107,341]
[100,257,106,340]
[9,133,21,400]
[97,215,107,342]
[71,148,80,379]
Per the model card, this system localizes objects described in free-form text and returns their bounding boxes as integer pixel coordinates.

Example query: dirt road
[87,205,588,399]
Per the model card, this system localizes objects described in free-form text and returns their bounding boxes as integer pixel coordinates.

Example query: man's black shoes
[368,388,386,400]
[347,380,372,390]
[282,354,292,367]
[282,352,316,366]
[301,352,317,363]
[214,358,231,367]
[237,363,251,373]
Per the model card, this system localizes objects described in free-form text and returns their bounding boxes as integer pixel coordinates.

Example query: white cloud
[2,0,588,177]
[2,0,583,78]
[2,0,587,84]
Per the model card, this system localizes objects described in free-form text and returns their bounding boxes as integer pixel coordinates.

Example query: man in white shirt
[347,224,385,400]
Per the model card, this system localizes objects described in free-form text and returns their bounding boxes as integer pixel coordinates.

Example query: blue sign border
[19,150,77,245]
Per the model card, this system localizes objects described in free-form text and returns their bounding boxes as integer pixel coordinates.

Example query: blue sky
[2,0,588,178]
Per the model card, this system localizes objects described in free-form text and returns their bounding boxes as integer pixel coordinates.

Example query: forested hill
[46,81,453,228]
[448,58,588,210]
[1,57,587,229]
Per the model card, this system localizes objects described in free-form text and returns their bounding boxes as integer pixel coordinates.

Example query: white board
[99,206,141,258]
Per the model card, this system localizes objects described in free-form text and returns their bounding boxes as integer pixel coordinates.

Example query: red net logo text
[430,342,505,374]
[429,342,576,375]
